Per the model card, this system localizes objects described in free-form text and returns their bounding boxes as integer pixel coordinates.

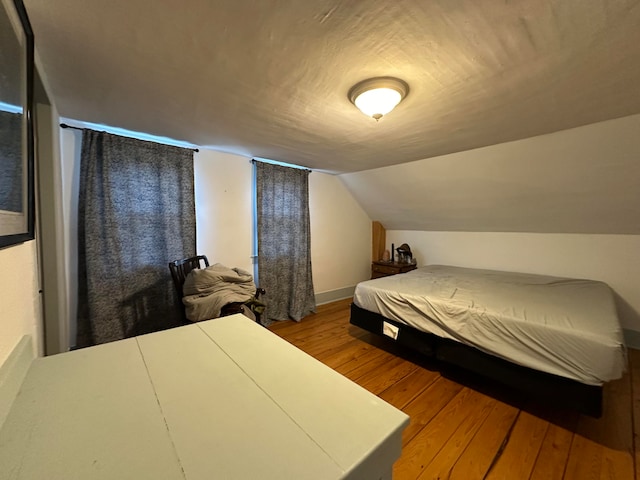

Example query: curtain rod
[60,123,83,131]
[59,123,199,152]
[251,158,312,172]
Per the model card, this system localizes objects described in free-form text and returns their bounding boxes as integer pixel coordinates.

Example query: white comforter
[353,265,627,385]
[182,264,256,322]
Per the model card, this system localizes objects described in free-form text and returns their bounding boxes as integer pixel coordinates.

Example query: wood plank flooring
[268,299,636,480]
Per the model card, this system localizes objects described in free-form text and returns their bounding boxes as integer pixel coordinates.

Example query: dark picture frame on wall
[0,0,34,248]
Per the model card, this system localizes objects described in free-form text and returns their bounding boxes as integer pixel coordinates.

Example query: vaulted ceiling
[22,0,640,174]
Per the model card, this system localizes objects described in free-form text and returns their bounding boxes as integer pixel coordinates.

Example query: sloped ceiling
[341,113,640,234]
[22,0,640,175]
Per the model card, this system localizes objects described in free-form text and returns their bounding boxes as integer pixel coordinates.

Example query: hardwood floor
[268,298,637,480]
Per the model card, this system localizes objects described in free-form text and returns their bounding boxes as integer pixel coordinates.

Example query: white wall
[36,102,70,355]
[309,172,371,294]
[386,230,640,336]
[194,150,372,300]
[194,150,254,274]
[60,128,81,344]
[0,241,42,367]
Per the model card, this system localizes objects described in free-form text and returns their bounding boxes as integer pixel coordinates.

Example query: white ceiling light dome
[348,77,409,121]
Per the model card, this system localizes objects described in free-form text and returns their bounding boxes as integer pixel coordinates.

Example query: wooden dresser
[371,260,417,279]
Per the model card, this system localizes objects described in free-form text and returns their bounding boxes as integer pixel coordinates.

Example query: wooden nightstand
[371,261,417,279]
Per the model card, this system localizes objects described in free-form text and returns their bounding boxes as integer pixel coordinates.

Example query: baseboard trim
[315,286,356,306]
[0,336,34,428]
[624,329,640,350]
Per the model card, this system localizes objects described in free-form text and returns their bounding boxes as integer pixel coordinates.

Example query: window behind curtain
[255,161,315,323]
[76,130,195,347]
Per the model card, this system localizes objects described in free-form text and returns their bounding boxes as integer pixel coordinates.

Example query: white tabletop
[0,315,408,479]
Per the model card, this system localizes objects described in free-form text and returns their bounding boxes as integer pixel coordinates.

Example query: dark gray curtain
[256,161,315,322]
[76,130,195,347]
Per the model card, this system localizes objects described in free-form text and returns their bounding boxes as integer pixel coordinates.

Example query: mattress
[353,265,627,385]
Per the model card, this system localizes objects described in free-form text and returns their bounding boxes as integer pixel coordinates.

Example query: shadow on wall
[614,292,640,347]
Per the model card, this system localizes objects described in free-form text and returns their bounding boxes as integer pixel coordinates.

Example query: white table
[0,315,409,479]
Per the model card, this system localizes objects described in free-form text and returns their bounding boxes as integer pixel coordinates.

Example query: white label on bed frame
[383,322,399,340]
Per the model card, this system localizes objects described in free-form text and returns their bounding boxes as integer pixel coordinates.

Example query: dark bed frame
[350,303,603,417]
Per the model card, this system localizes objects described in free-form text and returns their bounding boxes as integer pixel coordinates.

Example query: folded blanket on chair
[182,263,257,321]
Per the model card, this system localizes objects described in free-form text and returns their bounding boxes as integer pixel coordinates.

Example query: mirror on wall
[0,0,34,248]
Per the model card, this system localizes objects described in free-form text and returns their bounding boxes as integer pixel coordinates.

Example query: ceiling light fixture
[348,77,409,121]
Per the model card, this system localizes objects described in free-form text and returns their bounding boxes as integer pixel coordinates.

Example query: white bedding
[353,265,627,385]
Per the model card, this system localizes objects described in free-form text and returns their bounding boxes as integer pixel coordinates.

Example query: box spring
[350,303,602,417]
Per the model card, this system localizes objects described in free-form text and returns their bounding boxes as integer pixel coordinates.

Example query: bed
[350,265,627,417]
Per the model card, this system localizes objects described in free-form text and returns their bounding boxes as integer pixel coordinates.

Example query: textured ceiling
[22,0,640,174]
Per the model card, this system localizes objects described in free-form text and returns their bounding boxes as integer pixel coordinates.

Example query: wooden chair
[169,255,210,300]
[168,255,265,323]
